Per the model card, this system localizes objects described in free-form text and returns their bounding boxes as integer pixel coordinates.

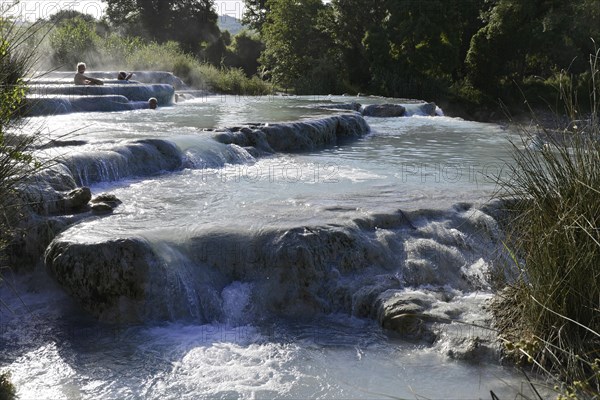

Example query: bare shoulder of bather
[74,62,104,85]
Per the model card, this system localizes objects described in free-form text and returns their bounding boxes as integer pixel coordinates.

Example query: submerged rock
[214,127,275,155]
[90,202,115,214]
[42,189,508,331]
[91,193,122,208]
[361,103,406,117]
[418,102,437,116]
[375,290,436,342]
[37,70,188,90]
[90,193,122,214]
[6,180,93,269]
[316,101,439,118]
[20,184,93,216]
[442,336,492,361]
[37,139,88,149]
[25,83,175,116]
[319,102,362,112]
[60,138,184,186]
[62,187,92,212]
[45,236,160,322]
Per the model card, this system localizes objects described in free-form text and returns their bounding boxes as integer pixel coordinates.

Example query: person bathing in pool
[74,62,104,85]
[118,71,134,81]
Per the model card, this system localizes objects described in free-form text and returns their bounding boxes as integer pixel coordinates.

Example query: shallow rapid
[0,94,544,399]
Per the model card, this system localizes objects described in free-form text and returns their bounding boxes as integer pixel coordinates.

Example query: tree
[102,0,221,56]
[226,31,264,76]
[464,0,600,96]
[331,0,486,98]
[260,0,342,93]
[239,0,600,101]
[242,0,269,32]
[47,9,97,24]
[331,0,385,91]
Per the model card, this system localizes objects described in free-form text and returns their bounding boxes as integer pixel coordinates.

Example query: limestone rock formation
[45,236,160,322]
[361,103,406,117]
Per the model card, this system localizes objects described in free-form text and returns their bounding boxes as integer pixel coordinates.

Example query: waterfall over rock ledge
[214,113,370,153]
[24,71,180,116]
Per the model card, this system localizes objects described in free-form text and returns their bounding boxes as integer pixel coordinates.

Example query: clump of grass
[0,371,16,400]
[122,41,272,95]
[493,48,600,397]
[0,14,48,265]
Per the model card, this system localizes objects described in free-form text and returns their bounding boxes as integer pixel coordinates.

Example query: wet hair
[77,62,86,70]
[118,71,127,80]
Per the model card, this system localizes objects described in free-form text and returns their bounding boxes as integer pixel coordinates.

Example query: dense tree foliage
[47,0,600,104]
[242,0,269,32]
[102,0,222,59]
[252,0,600,104]
[226,31,264,76]
[259,0,342,93]
[47,9,97,25]
[360,0,486,98]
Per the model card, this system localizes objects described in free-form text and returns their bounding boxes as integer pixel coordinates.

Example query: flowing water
[0,95,543,399]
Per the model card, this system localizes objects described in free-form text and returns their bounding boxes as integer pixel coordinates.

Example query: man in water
[148,97,158,109]
[118,71,134,81]
[74,62,103,85]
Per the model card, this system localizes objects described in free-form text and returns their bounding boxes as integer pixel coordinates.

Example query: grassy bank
[123,41,272,95]
[494,50,600,397]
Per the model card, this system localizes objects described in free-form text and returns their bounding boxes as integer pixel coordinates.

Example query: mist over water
[0,95,542,399]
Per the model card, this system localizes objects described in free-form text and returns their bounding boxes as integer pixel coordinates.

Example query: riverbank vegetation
[43,8,270,95]
[0,15,45,269]
[35,0,600,115]
[247,0,600,117]
[6,1,600,396]
[494,50,600,397]
[0,371,16,400]
[0,12,49,398]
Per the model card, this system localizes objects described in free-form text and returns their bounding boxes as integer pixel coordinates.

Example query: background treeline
[35,0,600,107]
[249,0,600,108]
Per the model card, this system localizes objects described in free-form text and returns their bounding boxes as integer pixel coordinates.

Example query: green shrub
[211,67,272,95]
[226,31,264,77]
[0,371,16,400]
[49,17,100,69]
[494,48,600,397]
[122,40,271,94]
[0,12,46,271]
[101,34,143,65]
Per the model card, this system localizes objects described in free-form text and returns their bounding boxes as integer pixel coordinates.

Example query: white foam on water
[5,343,78,400]
[0,277,548,400]
[146,341,301,399]
[222,281,254,325]
[2,95,544,399]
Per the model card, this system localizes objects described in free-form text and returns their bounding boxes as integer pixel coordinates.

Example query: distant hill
[217,15,244,35]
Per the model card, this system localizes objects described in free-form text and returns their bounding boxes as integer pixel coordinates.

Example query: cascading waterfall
[0,91,548,399]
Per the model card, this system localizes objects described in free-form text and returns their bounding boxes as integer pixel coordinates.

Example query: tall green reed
[494,48,600,397]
